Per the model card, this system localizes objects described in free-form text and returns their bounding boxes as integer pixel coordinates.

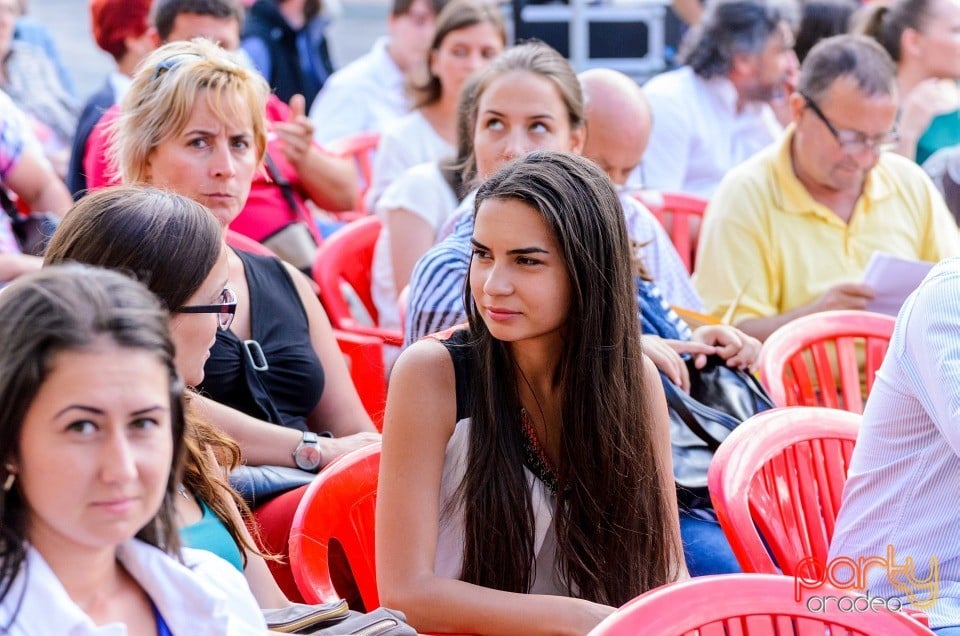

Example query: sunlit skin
[911,0,960,79]
[430,22,504,104]
[388,0,438,73]
[473,70,585,180]
[164,13,240,51]
[168,248,230,387]
[789,76,899,204]
[144,94,259,228]
[14,343,173,563]
[469,197,571,348]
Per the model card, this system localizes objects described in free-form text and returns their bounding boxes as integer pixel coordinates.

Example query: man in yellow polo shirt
[694,34,960,340]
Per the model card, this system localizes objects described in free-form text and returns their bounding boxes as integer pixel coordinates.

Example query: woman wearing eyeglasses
[44,185,296,609]
[111,39,378,484]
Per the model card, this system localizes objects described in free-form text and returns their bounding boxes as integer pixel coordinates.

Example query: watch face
[297,445,322,470]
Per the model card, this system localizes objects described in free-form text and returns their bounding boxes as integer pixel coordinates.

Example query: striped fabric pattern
[829,257,960,629]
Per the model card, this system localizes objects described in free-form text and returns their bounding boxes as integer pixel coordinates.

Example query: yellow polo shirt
[694,126,960,324]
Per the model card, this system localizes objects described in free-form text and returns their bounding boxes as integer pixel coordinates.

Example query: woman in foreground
[0,266,263,633]
[377,151,685,635]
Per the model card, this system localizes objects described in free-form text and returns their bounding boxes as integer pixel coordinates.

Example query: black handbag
[661,355,774,509]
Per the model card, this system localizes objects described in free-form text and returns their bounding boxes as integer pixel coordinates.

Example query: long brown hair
[44,186,264,565]
[458,151,681,604]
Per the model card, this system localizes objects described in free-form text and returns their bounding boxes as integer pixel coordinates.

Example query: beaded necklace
[519,408,559,494]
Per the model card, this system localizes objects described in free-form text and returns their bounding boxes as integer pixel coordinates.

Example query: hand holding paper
[861,252,934,316]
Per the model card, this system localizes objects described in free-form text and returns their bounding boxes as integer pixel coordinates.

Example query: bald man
[579,68,702,311]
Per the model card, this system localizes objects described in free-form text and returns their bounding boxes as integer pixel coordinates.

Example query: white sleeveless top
[433,418,568,596]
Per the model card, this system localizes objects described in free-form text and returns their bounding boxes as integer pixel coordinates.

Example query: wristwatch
[293,431,322,472]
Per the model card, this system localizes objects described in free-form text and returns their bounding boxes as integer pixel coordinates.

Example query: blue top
[180,498,244,573]
[152,600,173,636]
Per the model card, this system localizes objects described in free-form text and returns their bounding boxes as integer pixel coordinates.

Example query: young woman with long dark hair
[377,151,685,635]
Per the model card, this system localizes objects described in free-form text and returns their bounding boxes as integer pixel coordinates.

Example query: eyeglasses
[175,287,237,331]
[151,52,204,80]
[801,93,899,154]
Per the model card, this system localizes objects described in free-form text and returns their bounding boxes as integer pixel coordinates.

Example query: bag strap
[263,152,301,218]
[660,373,724,452]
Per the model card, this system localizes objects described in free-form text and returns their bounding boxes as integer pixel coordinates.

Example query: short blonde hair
[112,38,270,184]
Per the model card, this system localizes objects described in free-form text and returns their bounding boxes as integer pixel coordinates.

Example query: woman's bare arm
[642,355,689,582]
[376,340,615,636]
[283,264,380,464]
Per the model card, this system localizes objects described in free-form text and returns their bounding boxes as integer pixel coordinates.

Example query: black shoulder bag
[661,355,774,510]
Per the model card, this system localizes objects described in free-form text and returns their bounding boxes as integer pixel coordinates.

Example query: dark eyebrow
[55,405,104,418]
[470,238,549,256]
[508,247,549,256]
[54,405,168,418]
[480,109,555,121]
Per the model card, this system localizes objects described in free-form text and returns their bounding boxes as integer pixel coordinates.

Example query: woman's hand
[319,431,382,468]
[899,79,960,157]
[690,325,761,371]
[641,335,717,392]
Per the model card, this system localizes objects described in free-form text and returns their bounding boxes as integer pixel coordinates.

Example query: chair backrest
[325,131,381,207]
[758,310,896,413]
[633,190,708,274]
[288,442,381,608]
[312,216,403,345]
[334,330,386,430]
[589,573,932,635]
[708,407,859,577]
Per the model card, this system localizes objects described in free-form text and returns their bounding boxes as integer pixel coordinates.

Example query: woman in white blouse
[365,0,505,211]
[0,266,264,635]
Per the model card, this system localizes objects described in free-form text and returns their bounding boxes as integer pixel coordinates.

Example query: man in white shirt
[579,67,703,311]
[641,0,798,197]
[309,0,444,144]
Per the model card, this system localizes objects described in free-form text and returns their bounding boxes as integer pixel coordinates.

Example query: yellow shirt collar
[771,124,896,221]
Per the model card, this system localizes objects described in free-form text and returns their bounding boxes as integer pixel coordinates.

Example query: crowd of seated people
[2,0,960,633]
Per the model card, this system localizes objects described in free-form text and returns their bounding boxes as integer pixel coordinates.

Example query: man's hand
[274,94,315,168]
[813,282,876,313]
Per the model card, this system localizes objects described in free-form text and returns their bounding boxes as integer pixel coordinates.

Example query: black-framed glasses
[151,52,204,80]
[175,287,237,331]
[801,92,899,154]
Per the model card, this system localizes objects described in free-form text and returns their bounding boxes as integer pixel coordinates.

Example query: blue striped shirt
[830,257,960,628]
[404,191,695,346]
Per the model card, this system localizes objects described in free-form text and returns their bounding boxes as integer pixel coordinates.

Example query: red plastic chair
[289,442,381,607]
[312,216,403,347]
[334,330,386,430]
[758,310,896,413]
[589,573,932,635]
[708,407,860,577]
[633,190,708,274]
[326,131,380,209]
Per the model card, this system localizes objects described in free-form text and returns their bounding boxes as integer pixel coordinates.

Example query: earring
[3,464,15,492]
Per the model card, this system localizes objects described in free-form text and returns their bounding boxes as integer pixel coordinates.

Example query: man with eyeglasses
[694,34,960,341]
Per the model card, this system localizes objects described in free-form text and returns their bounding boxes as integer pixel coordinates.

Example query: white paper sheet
[862,252,934,316]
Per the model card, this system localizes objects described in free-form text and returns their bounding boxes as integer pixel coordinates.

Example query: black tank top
[198,250,325,432]
[437,329,475,422]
